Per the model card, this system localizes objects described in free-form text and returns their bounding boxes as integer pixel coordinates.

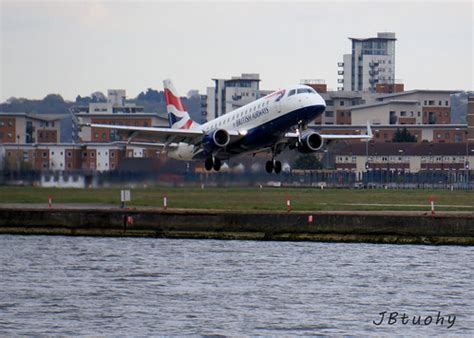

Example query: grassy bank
[0,186,472,212]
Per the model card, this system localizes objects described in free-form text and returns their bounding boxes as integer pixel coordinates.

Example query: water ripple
[0,236,473,335]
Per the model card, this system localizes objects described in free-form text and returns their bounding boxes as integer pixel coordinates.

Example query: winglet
[366,121,373,139]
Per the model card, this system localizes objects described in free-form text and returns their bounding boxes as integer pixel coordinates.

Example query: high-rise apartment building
[206,73,260,120]
[338,32,396,92]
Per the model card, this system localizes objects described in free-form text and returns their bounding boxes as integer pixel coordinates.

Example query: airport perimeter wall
[0,208,473,245]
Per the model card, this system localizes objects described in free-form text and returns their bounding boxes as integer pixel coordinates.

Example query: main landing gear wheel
[205,157,222,171]
[265,160,274,173]
[266,160,282,174]
[205,157,213,171]
[274,160,282,174]
[213,158,222,171]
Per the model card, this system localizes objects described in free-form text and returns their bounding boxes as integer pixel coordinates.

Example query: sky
[0,0,473,102]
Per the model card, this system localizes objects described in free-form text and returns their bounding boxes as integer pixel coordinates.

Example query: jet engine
[297,131,324,153]
[202,129,230,153]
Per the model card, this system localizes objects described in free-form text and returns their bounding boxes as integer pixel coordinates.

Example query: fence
[0,169,472,189]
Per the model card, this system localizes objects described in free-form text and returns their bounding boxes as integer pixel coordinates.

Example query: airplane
[80,79,373,173]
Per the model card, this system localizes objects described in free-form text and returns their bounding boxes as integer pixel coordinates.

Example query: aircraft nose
[313,92,326,107]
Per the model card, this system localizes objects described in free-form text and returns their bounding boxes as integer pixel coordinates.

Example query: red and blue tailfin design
[163,79,199,129]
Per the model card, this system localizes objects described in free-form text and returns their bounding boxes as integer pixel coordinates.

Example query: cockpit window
[297,88,314,94]
[288,89,296,97]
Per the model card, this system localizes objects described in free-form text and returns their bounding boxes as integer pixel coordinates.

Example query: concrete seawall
[0,208,473,245]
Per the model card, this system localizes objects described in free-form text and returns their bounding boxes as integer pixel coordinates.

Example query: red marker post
[308,215,313,224]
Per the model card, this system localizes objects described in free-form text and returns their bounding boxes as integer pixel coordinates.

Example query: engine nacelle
[297,131,323,153]
[202,129,230,153]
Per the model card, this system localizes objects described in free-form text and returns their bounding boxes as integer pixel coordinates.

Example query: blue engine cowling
[297,131,323,153]
[202,129,230,153]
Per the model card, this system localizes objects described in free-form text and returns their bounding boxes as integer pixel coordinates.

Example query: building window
[67,151,72,158]
[340,101,345,106]
[424,100,427,105]
[400,111,407,116]
[428,100,435,105]
[91,152,95,158]
[445,100,449,106]
[83,152,87,158]
[42,152,47,158]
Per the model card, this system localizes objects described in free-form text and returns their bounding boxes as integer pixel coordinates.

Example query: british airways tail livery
[83,79,372,173]
[164,79,199,130]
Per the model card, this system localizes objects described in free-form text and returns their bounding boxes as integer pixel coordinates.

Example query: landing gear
[205,157,213,171]
[213,158,222,171]
[266,159,282,174]
[205,157,222,171]
[265,160,273,173]
[274,160,282,174]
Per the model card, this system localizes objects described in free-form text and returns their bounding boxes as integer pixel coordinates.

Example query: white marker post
[120,190,131,209]
[287,196,291,212]
[48,194,52,208]
[163,195,168,210]
[430,197,435,215]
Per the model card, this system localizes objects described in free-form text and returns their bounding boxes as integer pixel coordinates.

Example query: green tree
[392,127,416,142]
[293,154,323,170]
[43,94,64,104]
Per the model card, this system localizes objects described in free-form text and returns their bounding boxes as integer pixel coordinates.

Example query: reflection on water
[0,236,473,335]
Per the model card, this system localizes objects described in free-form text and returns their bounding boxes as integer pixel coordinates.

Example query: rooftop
[350,100,419,111]
[377,89,462,100]
[0,112,68,121]
[337,142,474,157]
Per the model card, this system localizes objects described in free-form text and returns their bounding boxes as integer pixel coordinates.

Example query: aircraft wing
[82,123,241,145]
[284,121,373,141]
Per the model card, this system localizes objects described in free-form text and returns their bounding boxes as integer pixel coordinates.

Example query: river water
[0,236,472,335]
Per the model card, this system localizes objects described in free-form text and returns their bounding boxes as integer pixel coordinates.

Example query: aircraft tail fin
[163,79,200,130]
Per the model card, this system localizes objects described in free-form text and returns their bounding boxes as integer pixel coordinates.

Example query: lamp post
[16,134,20,171]
[466,131,470,187]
